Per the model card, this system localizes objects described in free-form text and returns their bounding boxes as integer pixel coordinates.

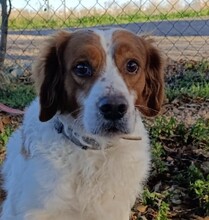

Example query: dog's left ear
[136,38,164,117]
[33,31,71,122]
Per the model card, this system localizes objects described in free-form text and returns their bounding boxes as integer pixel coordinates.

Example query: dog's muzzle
[97,96,128,121]
[95,95,132,135]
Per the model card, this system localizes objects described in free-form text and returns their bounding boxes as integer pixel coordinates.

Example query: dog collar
[54,118,142,150]
[54,119,105,150]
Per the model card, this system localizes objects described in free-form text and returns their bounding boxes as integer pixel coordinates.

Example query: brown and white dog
[1,28,164,220]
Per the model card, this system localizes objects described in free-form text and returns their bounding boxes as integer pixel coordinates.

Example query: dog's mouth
[94,121,131,136]
[90,122,142,142]
[106,126,120,133]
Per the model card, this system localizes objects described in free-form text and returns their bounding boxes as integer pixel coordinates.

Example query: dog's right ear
[32,31,71,122]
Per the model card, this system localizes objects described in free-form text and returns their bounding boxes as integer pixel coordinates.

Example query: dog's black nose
[97,96,128,120]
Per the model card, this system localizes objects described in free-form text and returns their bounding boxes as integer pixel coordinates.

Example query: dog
[1,28,164,220]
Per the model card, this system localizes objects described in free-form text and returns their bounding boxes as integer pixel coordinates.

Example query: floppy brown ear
[32,31,71,122]
[136,39,164,117]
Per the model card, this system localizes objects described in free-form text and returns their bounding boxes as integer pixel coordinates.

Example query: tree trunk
[0,0,11,67]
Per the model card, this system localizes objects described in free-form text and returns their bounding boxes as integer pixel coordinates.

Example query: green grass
[0,83,36,109]
[8,8,209,30]
[166,60,209,101]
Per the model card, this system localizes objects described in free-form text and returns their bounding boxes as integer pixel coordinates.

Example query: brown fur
[112,30,164,116]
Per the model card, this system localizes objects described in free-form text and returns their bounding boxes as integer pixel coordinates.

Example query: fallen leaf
[2,116,11,125]
[0,120,4,133]
[136,205,147,213]
[195,216,209,220]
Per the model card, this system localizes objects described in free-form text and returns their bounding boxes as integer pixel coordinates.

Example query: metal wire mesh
[1,0,209,72]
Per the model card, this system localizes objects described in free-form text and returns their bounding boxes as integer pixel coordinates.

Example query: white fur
[1,29,151,220]
[1,101,150,220]
[83,29,136,135]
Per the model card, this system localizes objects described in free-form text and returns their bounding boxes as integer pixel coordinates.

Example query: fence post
[0,0,11,68]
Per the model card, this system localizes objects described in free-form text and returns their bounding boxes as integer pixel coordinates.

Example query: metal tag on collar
[54,119,64,134]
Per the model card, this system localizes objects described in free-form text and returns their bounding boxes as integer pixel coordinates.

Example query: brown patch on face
[32,30,105,122]
[112,30,164,117]
[63,30,105,98]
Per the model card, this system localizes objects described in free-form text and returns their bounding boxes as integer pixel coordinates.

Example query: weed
[149,117,178,174]
[156,201,169,220]
[0,84,35,109]
[152,142,168,173]
[166,61,209,101]
[149,117,177,140]
[175,163,209,215]
[0,125,14,163]
[142,188,158,206]
[191,179,209,215]
[142,188,170,219]
[184,60,209,73]
[188,164,205,183]
[0,126,13,149]
[150,115,209,150]
[189,119,209,148]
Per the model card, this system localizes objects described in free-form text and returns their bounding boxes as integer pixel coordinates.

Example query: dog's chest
[44,143,144,212]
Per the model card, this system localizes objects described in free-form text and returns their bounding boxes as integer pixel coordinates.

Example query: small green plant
[142,188,170,219]
[156,201,170,220]
[152,142,168,173]
[175,164,206,190]
[177,164,209,215]
[150,116,177,140]
[189,119,209,149]
[0,84,35,109]
[191,179,209,215]
[0,126,13,149]
[142,188,158,206]
[188,164,205,183]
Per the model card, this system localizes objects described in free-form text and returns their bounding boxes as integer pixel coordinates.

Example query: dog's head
[33,29,164,136]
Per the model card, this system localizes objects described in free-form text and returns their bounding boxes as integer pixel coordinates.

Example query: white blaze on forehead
[93,28,116,52]
[92,28,131,96]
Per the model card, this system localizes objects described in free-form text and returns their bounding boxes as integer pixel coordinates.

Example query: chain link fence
[1,0,209,74]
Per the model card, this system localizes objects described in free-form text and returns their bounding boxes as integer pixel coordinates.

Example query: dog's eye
[126,60,139,74]
[73,62,93,77]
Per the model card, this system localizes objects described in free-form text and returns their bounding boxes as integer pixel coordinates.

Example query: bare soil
[5,35,209,66]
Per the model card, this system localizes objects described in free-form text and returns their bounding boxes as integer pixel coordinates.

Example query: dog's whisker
[134,104,160,114]
[69,107,84,115]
